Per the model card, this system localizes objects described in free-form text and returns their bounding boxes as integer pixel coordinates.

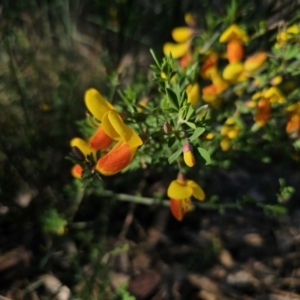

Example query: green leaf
[185,102,195,121]
[197,147,211,165]
[184,121,196,129]
[265,204,287,215]
[168,148,182,164]
[150,49,161,68]
[166,88,179,110]
[189,127,205,141]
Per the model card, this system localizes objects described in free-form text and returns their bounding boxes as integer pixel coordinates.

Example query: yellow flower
[163,18,195,63]
[205,133,215,140]
[171,27,194,43]
[270,75,283,86]
[186,83,200,104]
[275,24,300,48]
[184,12,196,27]
[220,118,240,150]
[163,42,190,59]
[167,175,205,221]
[84,88,143,175]
[263,87,285,103]
[220,137,231,151]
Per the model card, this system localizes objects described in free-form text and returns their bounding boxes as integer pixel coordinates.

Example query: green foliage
[41,208,67,235]
[116,284,136,300]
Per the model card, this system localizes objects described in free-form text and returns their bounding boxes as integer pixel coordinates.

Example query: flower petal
[89,126,114,150]
[186,180,205,201]
[286,114,300,133]
[70,137,96,160]
[172,27,193,43]
[84,88,115,121]
[227,39,244,63]
[219,24,249,43]
[186,83,200,104]
[103,110,143,147]
[254,98,271,126]
[170,198,192,221]
[71,164,83,179]
[163,42,189,59]
[244,52,267,73]
[223,62,244,81]
[96,141,137,176]
[167,180,193,199]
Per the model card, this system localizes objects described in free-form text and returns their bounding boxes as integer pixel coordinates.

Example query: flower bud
[163,122,173,134]
[71,164,83,179]
[270,75,282,86]
[182,141,195,167]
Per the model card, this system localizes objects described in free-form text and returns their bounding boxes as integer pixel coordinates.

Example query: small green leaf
[265,204,287,215]
[168,148,182,164]
[166,88,179,110]
[185,103,195,121]
[185,121,196,129]
[189,127,205,141]
[150,49,161,68]
[197,147,211,165]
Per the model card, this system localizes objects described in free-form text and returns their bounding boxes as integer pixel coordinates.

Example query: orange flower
[85,88,143,175]
[286,102,300,135]
[254,98,271,126]
[167,173,205,221]
[219,24,249,64]
[163,16,196,64]
[200,52,219,79]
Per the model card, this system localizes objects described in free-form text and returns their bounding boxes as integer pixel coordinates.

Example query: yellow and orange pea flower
[220,118,240,151]
[219,24,249,64]
[222,52,267,83]
[200,52,219,79]
[250,87,284,127]
[275,24,300,48]
[202,75,229,107]
[254,97,271,126]
[286,102,300,135]
[167,174,205,221]
[163,15,197,66]
[71,88,143,177]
